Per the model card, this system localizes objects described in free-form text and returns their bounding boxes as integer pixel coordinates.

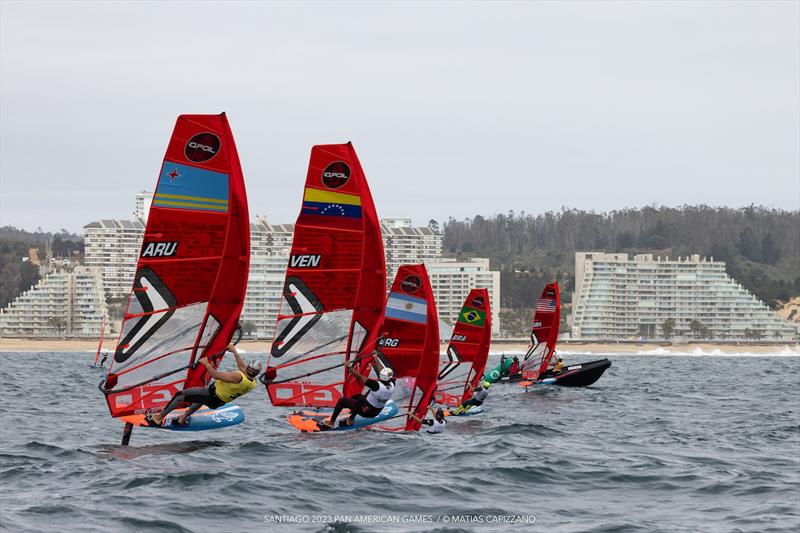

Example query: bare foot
[319,418,334,428]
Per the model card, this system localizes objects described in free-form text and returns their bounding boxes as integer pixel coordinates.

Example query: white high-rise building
[380,218,443,284]
[427,258,501,335]
[134,191,153,222]
[0,266,108,338]
[239,220,294,338]
[83,219,145,300]
[571,252,797,340]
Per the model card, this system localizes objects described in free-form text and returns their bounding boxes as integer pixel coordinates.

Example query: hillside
[0,227,84,308]
[440,206,800,324]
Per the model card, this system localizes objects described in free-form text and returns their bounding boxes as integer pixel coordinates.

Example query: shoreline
[1,338,797,356]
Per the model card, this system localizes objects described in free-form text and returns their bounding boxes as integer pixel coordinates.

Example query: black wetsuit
[158,383,225,420]
[329,379,393,425]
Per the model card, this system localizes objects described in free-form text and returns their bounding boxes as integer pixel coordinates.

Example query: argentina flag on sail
[385,292,427,324]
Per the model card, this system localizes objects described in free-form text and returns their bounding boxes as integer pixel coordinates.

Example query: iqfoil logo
[185,132,220,163]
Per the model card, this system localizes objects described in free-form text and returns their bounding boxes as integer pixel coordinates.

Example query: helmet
[246,360,263,377]
[379,367,394,381]
[482,381,491,389]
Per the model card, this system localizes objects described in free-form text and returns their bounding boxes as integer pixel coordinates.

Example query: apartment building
[0,265,108,338]
[427,258,501,335]
[571,252,796,340]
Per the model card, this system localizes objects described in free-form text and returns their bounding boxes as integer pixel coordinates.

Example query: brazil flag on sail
[458,306,485,326]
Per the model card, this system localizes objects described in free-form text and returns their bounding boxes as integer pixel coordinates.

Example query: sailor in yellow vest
[146,343,261,427]
[542,354,564,379]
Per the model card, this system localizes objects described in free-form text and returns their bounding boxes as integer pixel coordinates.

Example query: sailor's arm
[228,343,247,374]
[199,358,242,383]
[347,364,368,385]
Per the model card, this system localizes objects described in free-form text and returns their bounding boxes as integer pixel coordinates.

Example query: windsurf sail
[434,288,492,406]
[373,265,440,431]
[92,317,107,366]
[523,281,561,380]
[265,143,386,409]
[101,113,250,418]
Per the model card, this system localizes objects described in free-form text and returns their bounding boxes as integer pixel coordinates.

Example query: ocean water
[1,352,798,532]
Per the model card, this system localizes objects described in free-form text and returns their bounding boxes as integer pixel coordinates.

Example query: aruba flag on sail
[153,162,229,213]
[301,187,362,219]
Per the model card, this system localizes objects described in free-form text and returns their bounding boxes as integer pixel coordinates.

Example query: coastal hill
[438,206,799,334]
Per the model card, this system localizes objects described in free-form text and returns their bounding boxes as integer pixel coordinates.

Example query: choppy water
[1,352,798,532]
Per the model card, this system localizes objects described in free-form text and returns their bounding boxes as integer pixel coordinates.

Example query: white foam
[488,345,800,358]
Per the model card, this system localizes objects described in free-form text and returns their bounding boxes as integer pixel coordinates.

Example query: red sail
[523,281,561,380]
[103,113,250,418]
[435,288,492,406]
[375,265,440,431]
[266,143,386,408]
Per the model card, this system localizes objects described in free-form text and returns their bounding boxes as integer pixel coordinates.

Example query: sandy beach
[1,337,797,356]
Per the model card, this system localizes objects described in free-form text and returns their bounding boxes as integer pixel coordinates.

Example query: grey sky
[2,1,798,233]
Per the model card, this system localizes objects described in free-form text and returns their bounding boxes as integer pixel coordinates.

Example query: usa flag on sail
[536,298,556,312]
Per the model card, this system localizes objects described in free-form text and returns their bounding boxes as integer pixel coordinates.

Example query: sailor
[454,380,491,414]
[542,354,564,378]
[321,365,395,429]
[410,405,447,434]
[508,356,521,377]
[145,343,261,427]
[499,354,509,377]
[100,352,109,368]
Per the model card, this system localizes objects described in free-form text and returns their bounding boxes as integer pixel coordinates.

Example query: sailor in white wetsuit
[410,405,447,434]
[322,365,395,429]
[454,380,491,414]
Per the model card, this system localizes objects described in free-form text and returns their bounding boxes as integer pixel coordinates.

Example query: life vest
[365,380,394,409]
[214,371,257,403]
[426,417,446,434]
[473,387,489,402]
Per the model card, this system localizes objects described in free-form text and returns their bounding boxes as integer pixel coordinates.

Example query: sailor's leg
[156,386,209,423]
[177,402,203,424]
[155,391,187,423]
[328,396,359,426]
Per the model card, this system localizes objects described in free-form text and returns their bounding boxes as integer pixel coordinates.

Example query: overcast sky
[1,1,798,233]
